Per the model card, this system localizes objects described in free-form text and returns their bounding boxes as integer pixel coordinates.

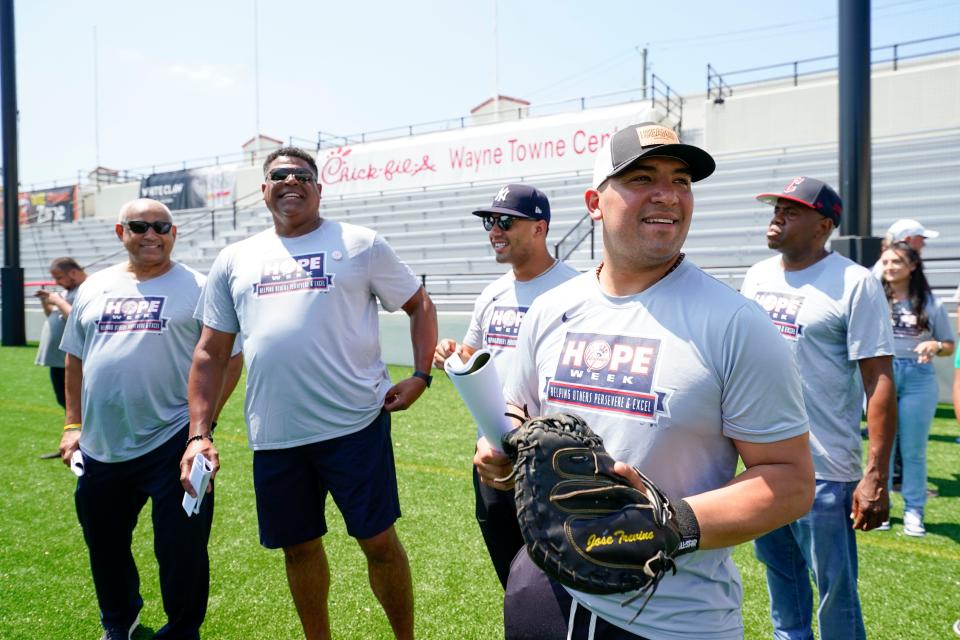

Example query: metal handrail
[553,212,595,262]
[313,86,656,150]
[649,74,684,131]
[707,63,733,103]
[707,31,959,96]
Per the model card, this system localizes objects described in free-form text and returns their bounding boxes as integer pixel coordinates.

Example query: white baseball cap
[885,219,939,242]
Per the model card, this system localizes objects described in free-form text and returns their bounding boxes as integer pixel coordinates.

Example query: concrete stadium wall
[703,55,960,153]
[88,182,141,219]
[10,308,956,404]
[378,311,470,370]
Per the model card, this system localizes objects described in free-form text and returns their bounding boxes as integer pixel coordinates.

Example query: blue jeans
[891,358,939,513]
[754,480,865,640]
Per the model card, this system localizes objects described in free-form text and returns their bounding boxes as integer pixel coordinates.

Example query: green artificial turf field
[1,344,958,638]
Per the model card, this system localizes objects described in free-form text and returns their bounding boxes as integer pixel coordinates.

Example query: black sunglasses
[268,168,316,184]
[124,220,173,235]
[482,215,519,231]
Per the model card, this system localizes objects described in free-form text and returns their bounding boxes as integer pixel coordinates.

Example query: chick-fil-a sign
[321,147,438,184]
[318,102,660,196]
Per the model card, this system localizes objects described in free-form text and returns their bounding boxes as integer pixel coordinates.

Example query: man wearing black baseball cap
[433,183,578,588]
[481,125,815,639]
[741,176,896,640]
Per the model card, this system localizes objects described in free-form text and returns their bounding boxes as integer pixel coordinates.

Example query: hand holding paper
[182,454,213,516]
[69,450,84,477]
[444,349,512,451]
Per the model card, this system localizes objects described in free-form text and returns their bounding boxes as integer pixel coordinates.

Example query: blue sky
[7,0,959,187]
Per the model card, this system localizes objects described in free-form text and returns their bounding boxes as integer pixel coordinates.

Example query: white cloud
[166,63,243,89]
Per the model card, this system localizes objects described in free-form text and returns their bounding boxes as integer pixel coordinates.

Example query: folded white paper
[70,449,84,477]
[444,349,512,451]
[182,453,213,516]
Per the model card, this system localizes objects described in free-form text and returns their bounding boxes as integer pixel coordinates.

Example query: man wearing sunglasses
[58,198,242,640]
[183,147,437,640]
[432,183,578,588]
[475,124,815,639]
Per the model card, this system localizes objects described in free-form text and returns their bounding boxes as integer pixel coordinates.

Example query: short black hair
[49,256,83,273]
[263,147,319,179]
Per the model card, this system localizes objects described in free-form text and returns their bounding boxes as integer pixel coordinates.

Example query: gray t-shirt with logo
[35,287,78,368]
[889,294,954,359]
[199,220,420,450]
[504,261,809,639]
[60,262,207,463]
[741,252,895,482]
[462,260,579,382]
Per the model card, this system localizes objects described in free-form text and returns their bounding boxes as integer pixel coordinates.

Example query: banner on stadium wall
[0,185,78,227]
[140,166,237,210]
[21,185,78,224]
[318,102,660,196]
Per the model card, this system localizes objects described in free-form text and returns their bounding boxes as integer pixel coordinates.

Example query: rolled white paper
[444,349,512,451]
[70,449,84,477]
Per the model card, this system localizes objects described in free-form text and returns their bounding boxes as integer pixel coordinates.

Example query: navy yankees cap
[472,184,551,223]
[756,176,842,226]
[592,122,716,189]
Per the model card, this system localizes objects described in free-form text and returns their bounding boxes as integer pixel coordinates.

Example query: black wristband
[412,370,433,388]
[673,498,701,556]
[185,434,213,448]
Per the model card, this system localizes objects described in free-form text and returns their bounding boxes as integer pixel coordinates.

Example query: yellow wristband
[63,423,82,432]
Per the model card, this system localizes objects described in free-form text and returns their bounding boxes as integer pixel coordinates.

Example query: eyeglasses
[481,215,518,231]
[124,220,173,235]
[267,168,316,184]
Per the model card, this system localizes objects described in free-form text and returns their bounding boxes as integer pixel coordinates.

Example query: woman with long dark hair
[880,241,955,536]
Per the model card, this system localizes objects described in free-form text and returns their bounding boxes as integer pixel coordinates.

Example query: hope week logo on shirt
[484,305,528,349]
[253,252,335,296]
[547,332,672,423]
[752,291,806,340]
[96,296,168,333]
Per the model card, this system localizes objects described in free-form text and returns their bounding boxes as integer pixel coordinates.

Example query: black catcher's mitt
[500,412,700,618]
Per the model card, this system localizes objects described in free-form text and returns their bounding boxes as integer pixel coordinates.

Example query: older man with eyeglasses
[59,198,242,640]
[183,147,437,640]
[433,183,578,589]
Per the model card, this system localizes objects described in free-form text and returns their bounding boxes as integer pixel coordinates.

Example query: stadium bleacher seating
[16,127,960,316]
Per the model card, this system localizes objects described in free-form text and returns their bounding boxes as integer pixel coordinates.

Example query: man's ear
[820,217,836,242]
[114,223,124,242]
[584,189,602,222]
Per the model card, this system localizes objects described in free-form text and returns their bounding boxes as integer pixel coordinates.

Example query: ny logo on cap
[495,186,510,202]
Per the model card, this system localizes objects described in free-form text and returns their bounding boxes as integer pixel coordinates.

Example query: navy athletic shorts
[252,409,400,548]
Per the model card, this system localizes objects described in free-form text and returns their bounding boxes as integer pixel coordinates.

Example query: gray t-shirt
[504,261,809,639]
[889,294,954,359]
[60,262,207,463]
[462,260,579,383]
[35,287,78,368]
[741,252,895,482]
[200,220,420,450]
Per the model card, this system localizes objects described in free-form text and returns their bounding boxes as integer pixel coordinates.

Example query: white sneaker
[875,520,890,531]
[903,510,925,537]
